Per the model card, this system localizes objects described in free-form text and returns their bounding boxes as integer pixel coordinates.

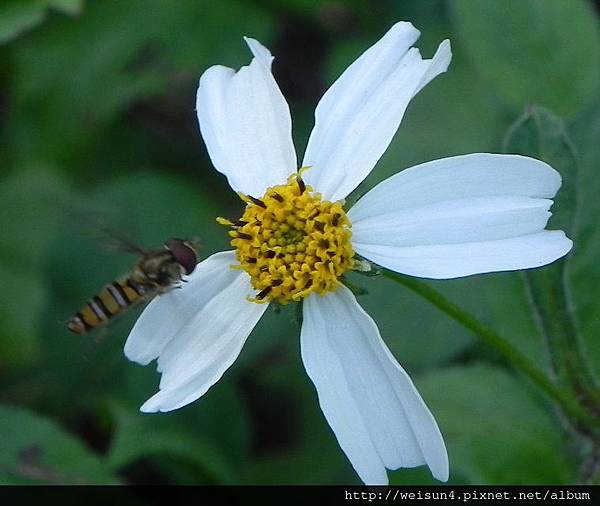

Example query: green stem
[381,269,597,429]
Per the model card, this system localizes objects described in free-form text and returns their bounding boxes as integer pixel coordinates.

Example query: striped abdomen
[67,279,152,334]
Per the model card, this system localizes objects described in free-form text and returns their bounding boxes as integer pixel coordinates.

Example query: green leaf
[569,102,600,377]
[0,0,45,44]
[106,400,237,484]
[0,266,46,366]
[87,172,227,253]
[0,168,73,270]
[416,364,575,484]
[449,0,600,117]
[47,0,83,15]
[0,168,72,366]
[0,404,118,484]
[503,106,598,408]
[0,0,82,44]
[118,364,251,473]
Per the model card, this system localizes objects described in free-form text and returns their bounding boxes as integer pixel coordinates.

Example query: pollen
[219,170,355,303]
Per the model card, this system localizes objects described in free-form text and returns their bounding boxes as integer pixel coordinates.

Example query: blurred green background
[1,0,599,485]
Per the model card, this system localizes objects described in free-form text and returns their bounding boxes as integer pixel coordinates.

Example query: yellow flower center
[218,170,355,303]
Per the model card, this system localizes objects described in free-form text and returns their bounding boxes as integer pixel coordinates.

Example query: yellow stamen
[216,217,233,226]
[222,172,355,303]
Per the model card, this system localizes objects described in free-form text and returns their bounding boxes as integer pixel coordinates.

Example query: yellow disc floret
[218,170,355,303]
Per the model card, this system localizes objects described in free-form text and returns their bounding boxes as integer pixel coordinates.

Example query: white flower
[124,22,572,485]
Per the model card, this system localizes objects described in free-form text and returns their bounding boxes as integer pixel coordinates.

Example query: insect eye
[165,238,197,275]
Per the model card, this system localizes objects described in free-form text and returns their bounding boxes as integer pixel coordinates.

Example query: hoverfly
[67,237,200,334]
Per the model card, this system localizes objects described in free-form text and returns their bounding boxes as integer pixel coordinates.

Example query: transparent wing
[67,208,148,256]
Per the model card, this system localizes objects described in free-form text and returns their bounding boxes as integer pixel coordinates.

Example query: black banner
[0,485,597,505]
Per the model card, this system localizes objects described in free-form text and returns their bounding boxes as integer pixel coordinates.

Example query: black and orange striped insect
[67,238,200,334]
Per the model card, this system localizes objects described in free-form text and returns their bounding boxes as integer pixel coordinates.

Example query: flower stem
[381,269,597,429]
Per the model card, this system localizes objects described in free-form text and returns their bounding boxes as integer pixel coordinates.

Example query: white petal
[352,196,554,246]
[301,286,448,484]
[348,153,572,278]
[413,39,452,96]
[138,257,268,413]
[196,37,297,197]
[302,22,451,201]
[354,231,572,279]
[348,154,561,222]
[243,36,273,67]
[124,251,238,366]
